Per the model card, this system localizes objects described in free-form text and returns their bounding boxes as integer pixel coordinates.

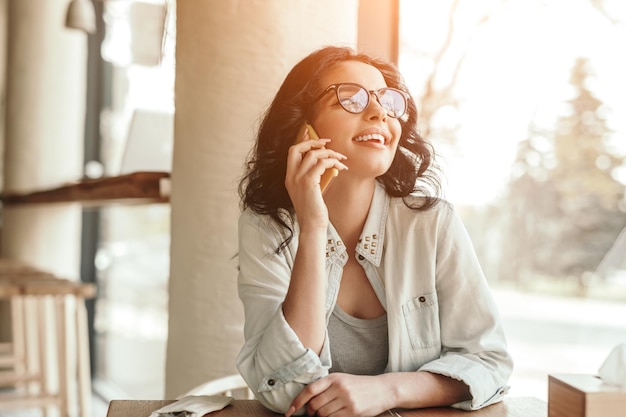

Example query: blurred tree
[590,0,626,25]
[400,0,499,145]
[501,57,626,284]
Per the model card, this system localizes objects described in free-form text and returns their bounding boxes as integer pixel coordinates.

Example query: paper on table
[149,395,234,417]
[598,343,626,388]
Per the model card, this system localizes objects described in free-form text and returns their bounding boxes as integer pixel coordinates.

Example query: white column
[167,0,358,397]
[2,0,86,279]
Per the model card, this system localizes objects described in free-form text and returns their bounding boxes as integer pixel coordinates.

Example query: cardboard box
[548,374,626,417]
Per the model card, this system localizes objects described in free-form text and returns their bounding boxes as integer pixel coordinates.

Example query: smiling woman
[235,45,513,417]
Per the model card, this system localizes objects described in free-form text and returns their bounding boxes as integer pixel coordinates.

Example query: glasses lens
[331,84,408,118]
[336,84,369,113]
[379,88,407,118]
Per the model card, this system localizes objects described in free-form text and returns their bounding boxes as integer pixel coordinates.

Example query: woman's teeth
[353,134,385,144]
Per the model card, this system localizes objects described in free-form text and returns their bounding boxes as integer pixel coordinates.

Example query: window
[399,0,626,399]
[90,0,175,399]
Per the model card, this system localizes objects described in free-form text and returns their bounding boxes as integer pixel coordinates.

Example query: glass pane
[399,0,626,400]
[93,0,175,400]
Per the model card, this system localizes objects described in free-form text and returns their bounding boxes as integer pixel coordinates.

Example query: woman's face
[310,60,402,181]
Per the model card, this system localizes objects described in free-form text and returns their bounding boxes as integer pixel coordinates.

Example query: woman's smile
[352,127,391,148]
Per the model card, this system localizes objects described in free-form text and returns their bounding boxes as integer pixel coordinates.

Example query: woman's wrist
[298,219,329,236]
[297,227,329,254]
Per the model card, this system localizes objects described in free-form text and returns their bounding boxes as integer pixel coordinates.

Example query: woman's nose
[365,93,387,120]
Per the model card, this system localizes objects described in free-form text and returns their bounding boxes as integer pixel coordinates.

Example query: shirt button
[267,379,276,386]
[358,255,365,260]
[419,296,426,302]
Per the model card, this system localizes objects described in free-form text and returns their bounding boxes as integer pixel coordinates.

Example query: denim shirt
[236,183,513,413]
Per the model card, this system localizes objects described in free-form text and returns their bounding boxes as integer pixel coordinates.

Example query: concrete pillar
[2,0,86,278]
[167,0,358,397]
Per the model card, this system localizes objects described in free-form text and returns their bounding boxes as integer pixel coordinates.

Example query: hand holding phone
[295,123,339,193]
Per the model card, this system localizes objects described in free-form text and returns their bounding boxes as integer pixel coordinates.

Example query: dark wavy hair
[238,46,441,252]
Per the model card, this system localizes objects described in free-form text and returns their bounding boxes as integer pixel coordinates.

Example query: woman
[236,46,512,417]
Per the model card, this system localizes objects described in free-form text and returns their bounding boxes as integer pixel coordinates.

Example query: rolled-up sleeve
[236,210,330,413]
[419,206,513,410]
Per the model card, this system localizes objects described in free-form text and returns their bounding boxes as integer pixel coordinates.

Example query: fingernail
[286,406,295,417]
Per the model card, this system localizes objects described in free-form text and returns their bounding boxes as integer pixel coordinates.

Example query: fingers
[309,397,344,417]
[287,374,381,417]
[286,378,331,417]
[288,139,346,166]
[286,379,348,417]
[286,139,348,189]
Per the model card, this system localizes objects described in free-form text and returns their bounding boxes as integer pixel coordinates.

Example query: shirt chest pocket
[402,292,441,349]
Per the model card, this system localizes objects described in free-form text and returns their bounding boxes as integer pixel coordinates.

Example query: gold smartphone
[295,122,339,193]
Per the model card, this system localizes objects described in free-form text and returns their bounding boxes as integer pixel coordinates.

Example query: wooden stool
[0,259,96,417]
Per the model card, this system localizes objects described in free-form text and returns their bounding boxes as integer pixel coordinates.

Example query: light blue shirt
[236,182,513,413]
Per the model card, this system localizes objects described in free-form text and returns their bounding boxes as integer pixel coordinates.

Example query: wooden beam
[358,0,400,64]
[0,172,170,207]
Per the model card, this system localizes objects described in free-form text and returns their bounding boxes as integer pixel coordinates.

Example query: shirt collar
[355,182,389,266]
[325,226,346,264]
[326,182,389,267]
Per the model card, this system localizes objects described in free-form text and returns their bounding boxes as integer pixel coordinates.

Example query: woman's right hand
[283,132,347,354]
[285,134,347,232]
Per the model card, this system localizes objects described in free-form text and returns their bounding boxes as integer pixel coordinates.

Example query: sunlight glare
[400,0,626,206]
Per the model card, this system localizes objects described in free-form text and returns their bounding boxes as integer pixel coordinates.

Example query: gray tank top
[328,304,389,375]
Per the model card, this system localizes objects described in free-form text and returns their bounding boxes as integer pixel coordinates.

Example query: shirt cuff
[419,354,510,410]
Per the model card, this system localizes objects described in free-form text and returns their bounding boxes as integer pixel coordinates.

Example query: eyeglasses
[316,83,409,119]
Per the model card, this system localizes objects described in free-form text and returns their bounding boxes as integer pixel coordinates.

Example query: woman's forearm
[383,371,471,409]
[282,229,328,354]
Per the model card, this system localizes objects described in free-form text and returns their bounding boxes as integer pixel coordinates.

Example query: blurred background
[397,0,626,400]
[1,0,625,414]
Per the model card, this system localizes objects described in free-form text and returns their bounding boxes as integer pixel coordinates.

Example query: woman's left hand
[285,373,395,417]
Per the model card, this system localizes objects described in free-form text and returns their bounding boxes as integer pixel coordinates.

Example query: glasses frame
[315,82,410,119]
